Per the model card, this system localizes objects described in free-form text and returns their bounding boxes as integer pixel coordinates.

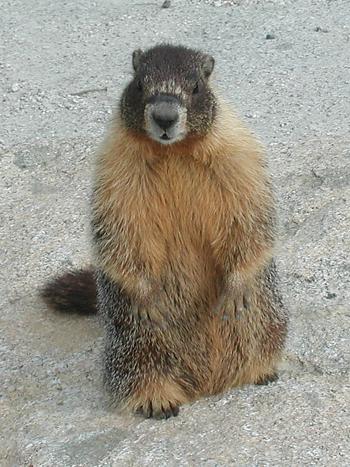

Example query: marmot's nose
[152,108,179,131]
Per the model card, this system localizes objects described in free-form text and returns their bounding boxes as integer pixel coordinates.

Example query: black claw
[163,405,175,419]
[171,404,179,417]
[153,409,166,420]
[256,373,279,386]
[154,404,179,420]
[136,402,152,418]
[144,401,153,418]
[243,294,249,309]
[137,402,179,419]
[136,405,145,417]
[164,409,172,419]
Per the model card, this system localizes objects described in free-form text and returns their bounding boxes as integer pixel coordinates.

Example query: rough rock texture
[1,0,349,465]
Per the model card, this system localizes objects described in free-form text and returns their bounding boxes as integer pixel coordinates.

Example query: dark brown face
[120,44,216,145]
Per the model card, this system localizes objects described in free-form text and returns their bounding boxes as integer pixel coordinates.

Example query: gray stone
[10,83,20,92]
[1,0,349,465]
[162,0,172,8]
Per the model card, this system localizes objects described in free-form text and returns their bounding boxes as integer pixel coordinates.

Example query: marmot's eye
[193,82,199,95]
[137,80,143,91]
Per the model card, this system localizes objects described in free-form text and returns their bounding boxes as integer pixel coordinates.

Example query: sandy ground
[1,0,349,465]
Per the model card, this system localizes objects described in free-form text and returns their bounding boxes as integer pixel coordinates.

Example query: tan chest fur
[93,104,272,310]
[91,104,282,397]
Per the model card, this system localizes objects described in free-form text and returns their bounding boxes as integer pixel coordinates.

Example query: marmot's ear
[202,54,215,78]
[132,49,143,73]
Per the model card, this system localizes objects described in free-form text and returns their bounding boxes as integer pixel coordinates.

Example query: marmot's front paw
[129,278,166,327]
[136,399,179,419]
[130,302,166,328]
[214,284,251,320]
[232,288,251,318]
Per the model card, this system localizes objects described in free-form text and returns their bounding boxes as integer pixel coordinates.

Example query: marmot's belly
[160,247,222,312]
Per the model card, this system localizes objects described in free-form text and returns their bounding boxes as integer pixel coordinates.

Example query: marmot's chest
[126,189,222,288]
[123,161,231,267]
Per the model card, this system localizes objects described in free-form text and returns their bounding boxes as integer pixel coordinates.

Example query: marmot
[41,44,288,419]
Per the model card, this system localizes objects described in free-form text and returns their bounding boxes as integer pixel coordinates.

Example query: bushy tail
[40,267,97,314]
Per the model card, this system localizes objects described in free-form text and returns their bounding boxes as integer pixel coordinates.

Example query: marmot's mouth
[160,133,170,141]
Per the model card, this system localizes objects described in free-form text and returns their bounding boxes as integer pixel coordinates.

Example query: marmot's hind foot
[129,378,186,419]
[136,400,179,419]
[255,372,279,386]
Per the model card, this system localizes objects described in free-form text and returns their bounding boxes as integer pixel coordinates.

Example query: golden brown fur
[41,45,287,419]
[92,100,285,416]
[94,102,273,301]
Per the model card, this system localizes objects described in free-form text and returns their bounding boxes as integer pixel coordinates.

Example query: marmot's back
[41,44,288,419]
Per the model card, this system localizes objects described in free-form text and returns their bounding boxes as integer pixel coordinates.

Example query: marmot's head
[120,44,216,145]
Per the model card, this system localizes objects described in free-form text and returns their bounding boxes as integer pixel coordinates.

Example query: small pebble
[314,26,329,33]
[162,0,171,8]
[265,33,275,40]
[11,83,20,92]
